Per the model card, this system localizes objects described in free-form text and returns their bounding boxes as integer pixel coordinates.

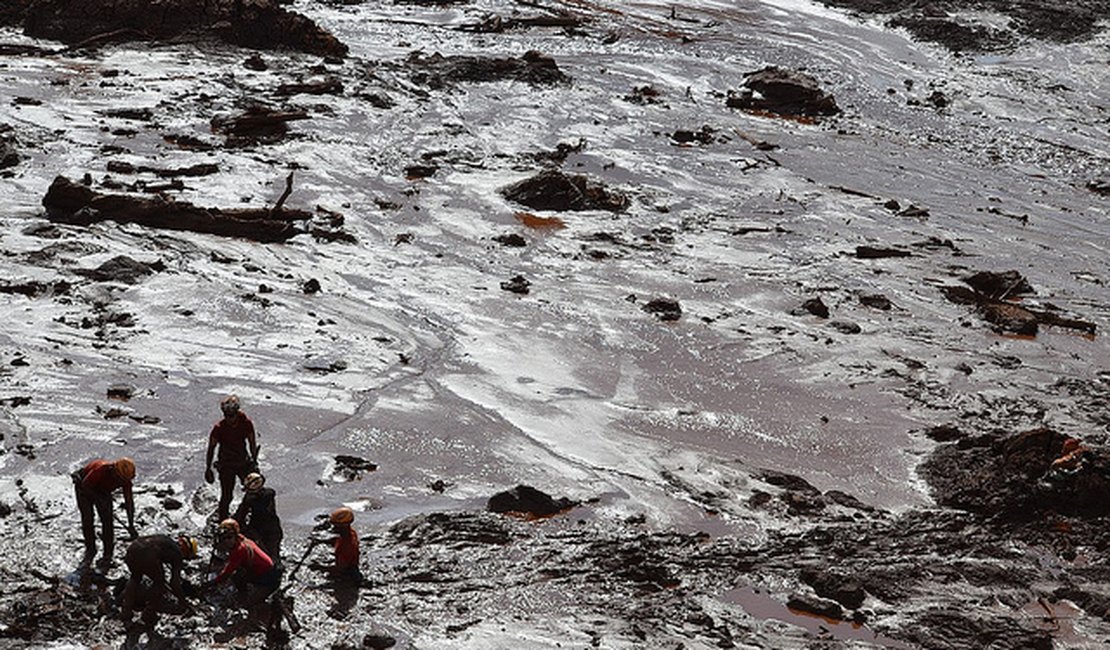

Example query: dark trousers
[217,463,248,521]
[74,480,112,561]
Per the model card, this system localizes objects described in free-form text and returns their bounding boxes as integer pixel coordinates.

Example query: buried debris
[75,255,163,284]
[43,176,312,243]
[941,270,1095,336]
[727,66,840,118]
[211,105,310,145]
[333,455,377,481]
[21,0,348,57]
[502,170,629,212]
[487,484,578,517]
[408,50,569,88]
[500,275,531,294]
[642,297,682,321]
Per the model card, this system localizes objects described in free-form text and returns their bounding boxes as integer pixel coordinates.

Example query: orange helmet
[115,457,136,481]
[329,507,354,525]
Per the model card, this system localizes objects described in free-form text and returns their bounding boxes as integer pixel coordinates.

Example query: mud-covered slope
[1,0,1109,647]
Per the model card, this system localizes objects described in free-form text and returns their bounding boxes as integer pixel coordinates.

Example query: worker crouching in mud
[306,507,363,620]
[72,456,137,568]
[233,472,283,563]
[205,519,281,617]
[121,535,199,628]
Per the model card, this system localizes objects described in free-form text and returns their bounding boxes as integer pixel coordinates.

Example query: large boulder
[23,0,348,57]
[727,67,839,118]
[501,170,628,212]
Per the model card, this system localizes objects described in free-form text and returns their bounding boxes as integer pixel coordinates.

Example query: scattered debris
[408,50,569,87]
[333,454,377,481]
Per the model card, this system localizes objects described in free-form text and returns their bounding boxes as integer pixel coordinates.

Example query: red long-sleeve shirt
[209,412,256,466]
[215,536,273,583]
[79,459,133,498]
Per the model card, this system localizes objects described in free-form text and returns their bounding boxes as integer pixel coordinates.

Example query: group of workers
[71,395,362,629]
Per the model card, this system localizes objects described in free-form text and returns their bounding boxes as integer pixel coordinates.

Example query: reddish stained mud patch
[721,586,914,648]
[514,211,567,230]
[742,109,819,125]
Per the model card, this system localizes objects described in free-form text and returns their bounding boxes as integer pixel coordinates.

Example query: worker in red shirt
[204,395,259,521]
[72,456,137,567]
[329,507,361,580]
[207,519,281,608]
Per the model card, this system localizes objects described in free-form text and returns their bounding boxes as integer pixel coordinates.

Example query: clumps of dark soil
[1088,177,1110,195]
[727,67,839,118]
[211,105,310,145]
[501,170,629,212]
[0,280,71,298]
[624,85,664,105]
[75,255,163,284]
[922,427,1110,519]
[43,175,311,243]
[333,454,377,481]
[461,9,587,33]
[492,233,526,247]
[799,567,867,610]
[641,298,682,321]
[408,50,569,88]
[487,484,577,517]
[792,296,829,318]
[670,127,716,145]
[21,0,348,57]
[499,275,530,294]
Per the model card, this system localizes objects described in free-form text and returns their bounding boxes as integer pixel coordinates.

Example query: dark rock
[0,136,20,170]
[855,245,910,259]
[303,278,321,294]
[75,255,161,284]
[670,127,715,145]
[925,424,963,442]
[404,164,437,179]
[492,233,526,247]
[859,293,892,310]
[162,497,183,510]
[23,0,348,57]
[793,297,829,319]
[727,67,839,117]
[107,383,135,400]
[642,298,682,321]
[244,54,268,70]
[799,567,867,610]
[501,170,629,212]
[759,470,820,494]
[362,632,397,649]
[1088,178,1110,196]
[334,454,377,481]
[963,270,1034,299]
[786,593,844,620]
[409,50,569,88]
[43,176,309,242]
[829,320,861,334]
[823,490,873,512]
[500,275,531,294]
[487,484,577,517]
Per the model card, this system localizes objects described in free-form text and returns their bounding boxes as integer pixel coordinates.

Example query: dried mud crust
[818,0,1110,49]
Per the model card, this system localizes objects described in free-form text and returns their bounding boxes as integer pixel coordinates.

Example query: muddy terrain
[0,0,1108,648]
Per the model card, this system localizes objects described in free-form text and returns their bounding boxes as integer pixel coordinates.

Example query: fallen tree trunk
[42,176,309,243]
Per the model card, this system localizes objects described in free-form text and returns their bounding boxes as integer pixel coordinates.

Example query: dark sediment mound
[727,67,839,118]
[74,255,163,284]
[211,105,310,145]
[501,170,629,212]
[487,485,577,517]
[43,175,309,242]
[922,427,1110,519]
[332,454,378,481]
[642,298,682,321]
[817,0,1107,49]
[22,0,348,57]
[408,50,569,88]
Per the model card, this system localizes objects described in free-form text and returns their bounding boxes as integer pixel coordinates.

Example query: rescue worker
[207,519,281,609]
[329,507,361,581]
[204,395,259,521]
[72,456,137,567]
[120,535,198,627]
[232,472,283,563]
[1052,437,1089,473]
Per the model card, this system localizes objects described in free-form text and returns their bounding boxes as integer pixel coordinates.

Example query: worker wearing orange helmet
[207,518,281,606]
[121,534,199,627]
[329,507,360,580]
[71,457,137,567]
[204,395,259,521]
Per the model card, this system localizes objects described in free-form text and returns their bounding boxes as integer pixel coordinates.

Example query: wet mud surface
[1,0,1109,648]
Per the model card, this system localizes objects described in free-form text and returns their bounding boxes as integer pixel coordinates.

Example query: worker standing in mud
[232,472,283,563]
[204,395,259,521]
[120,535,198,627]
[72,456,137,567]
